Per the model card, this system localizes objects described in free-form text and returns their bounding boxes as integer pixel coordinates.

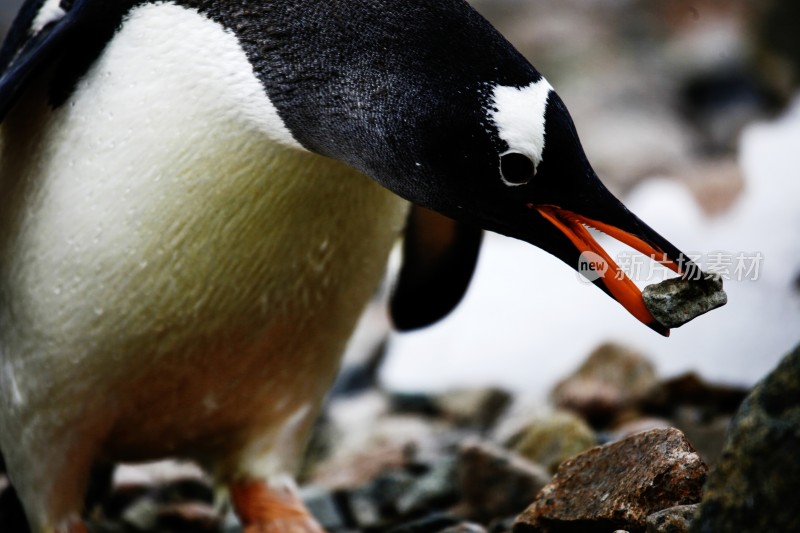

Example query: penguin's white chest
[0,2,407,465]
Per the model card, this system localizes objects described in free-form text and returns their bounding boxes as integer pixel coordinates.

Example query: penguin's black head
[386,73,698,336]
[238,0,697,334]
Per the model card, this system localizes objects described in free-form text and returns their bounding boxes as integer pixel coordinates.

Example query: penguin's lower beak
[526,189,698,337]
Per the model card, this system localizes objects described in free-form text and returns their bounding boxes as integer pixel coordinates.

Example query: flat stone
[514,428,707,533]
[642,274,727,328]
[646,504,698,533]
[691,343,800,532]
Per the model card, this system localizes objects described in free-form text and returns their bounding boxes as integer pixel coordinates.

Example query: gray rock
[396,457,460,516]
[642,274,727,328]
[458,440,550,523]
[691,343,800,532]
[435,388,512,432]
[647,504,699,533]
[348,469,418,529]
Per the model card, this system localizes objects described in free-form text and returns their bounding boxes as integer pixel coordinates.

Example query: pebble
[642,274,727,329]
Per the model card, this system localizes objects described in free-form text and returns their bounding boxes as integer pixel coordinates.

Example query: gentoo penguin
[0,0,695,531]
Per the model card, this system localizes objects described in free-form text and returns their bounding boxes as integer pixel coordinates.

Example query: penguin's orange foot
[230,480,325,533]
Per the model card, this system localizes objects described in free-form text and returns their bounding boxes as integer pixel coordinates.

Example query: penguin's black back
[1,0,537,164]
[186,0,538,182]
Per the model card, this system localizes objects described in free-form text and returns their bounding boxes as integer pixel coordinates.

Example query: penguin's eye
[499,152,535,186]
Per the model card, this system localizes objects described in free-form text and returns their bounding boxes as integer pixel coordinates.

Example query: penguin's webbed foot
[230,480,325,533]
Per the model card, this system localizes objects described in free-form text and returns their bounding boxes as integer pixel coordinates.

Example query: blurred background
[1,0,799,395]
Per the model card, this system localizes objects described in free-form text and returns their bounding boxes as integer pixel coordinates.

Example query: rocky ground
[4,340,800,532]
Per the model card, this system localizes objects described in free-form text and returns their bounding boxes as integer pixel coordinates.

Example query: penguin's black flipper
[0,0,135,123]
[390,205,483,331]
[0,0,76,122]
[0,0,48,73]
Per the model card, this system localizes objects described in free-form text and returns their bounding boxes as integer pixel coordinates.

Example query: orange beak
[534,204,690,336]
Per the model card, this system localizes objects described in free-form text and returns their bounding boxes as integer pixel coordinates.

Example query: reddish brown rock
[513,428,707,533]
[551,343,658,427]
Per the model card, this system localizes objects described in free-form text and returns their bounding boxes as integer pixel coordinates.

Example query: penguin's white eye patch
[488,78,553,174]
[499,152,535,186]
